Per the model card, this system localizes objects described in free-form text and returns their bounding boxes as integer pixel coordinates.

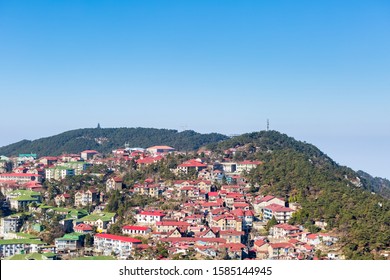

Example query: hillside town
[0,145,342,260]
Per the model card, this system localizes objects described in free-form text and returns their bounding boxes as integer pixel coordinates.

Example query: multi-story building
[80,150,99,161]
[45,167,75,181]
[74,189,98,207]
[122,225,151,236]
[76,212,116,232]
[55,233,85,252]
[146,146,175,155]
[0,157,12,173]
[93,233,141,257]
[263,204,294,224]
[210,215,243,231]
[0,173,42,183]
[60,162,91,175]
[8,190,41,211]
[106,177,123,192]
[236,160,263,173]
[136,211,165,225]
[1,214,24,234]
[0,239,45,258]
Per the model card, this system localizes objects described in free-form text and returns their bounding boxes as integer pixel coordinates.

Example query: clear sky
[0,0,389,179]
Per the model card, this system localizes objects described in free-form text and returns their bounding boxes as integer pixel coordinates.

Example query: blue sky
[0,1,389,179]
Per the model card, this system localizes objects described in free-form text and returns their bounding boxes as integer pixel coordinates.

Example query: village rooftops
[94,233,142,243]
[138,210,165,217]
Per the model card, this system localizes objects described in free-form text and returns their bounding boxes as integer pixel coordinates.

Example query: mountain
[0,127,229,156]
[357,170,390,199]
[208,131,390,259]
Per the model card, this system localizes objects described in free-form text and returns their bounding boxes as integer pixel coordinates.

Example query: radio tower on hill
[267,119,270,131]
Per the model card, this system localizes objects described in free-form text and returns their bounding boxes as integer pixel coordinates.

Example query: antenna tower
[267,119,269,131]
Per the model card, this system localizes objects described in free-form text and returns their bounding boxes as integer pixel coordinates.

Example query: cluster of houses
[0,146,341,260]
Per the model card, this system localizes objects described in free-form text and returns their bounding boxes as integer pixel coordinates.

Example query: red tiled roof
[221,243,246,251]
[0,173,42,178]
[178,160,207,168]
[74,223,93,231]
[270,242,294,249]
[256,195,276,202]
[244,210,254,216]
[160,237,226,244]
[156,221,190,227]
[254,239,267,247]
[273,224,299,231]
[122,225,150,231]
[306,233,319,240]
[265,203,293,212]
[231,209,244,216]
[95,233,142,243]
[139,211,165,217]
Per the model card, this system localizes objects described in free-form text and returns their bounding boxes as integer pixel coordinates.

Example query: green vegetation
[212,130,390,259]
[0,127,228,156]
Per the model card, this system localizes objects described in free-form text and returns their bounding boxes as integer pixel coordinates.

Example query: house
[208,192,219,201]
[55,233,85,252]
[220,243,246,259]
[60,162,92,175]
[219,230,244,243]
[0,239,45,258]
[210,214,242,231]
[1,214,24,234]
[39,156,58,166]
[179,186,200,199]
[268,242,295,259]
[270,224,301,238]
[177,159,207,174]
[76,212,117,232]
[156,221,190,233]
[74,189,99,207]
[253,195,285,215]
[80,150,99,161]
[254,239,269,259]
[196,180,212,193]
[133,184,160,197]
[221,162,237,173]
[136,210,165,225]
[122,225,151,236]
[136,156,164,168]
[45,167,75,181]
[236,160,263,173]
[243,210,254,229]
[54,193,71,206]
[146,146,175,155]
[304,234,321,246]
[106,177,123,192]
[93,233,142,257]
[0,173,43,184]
[74,223,94,234]
[263,204,294,223]
[8,190,41,211]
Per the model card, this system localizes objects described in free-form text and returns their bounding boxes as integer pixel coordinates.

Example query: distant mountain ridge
[0,127,229,156]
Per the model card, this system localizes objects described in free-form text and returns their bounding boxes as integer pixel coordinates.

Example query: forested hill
[208,131,390,259]
[0,127,229,156]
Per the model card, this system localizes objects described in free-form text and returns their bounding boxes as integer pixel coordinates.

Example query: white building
[136,211,165,225]
[94,233,141,257]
